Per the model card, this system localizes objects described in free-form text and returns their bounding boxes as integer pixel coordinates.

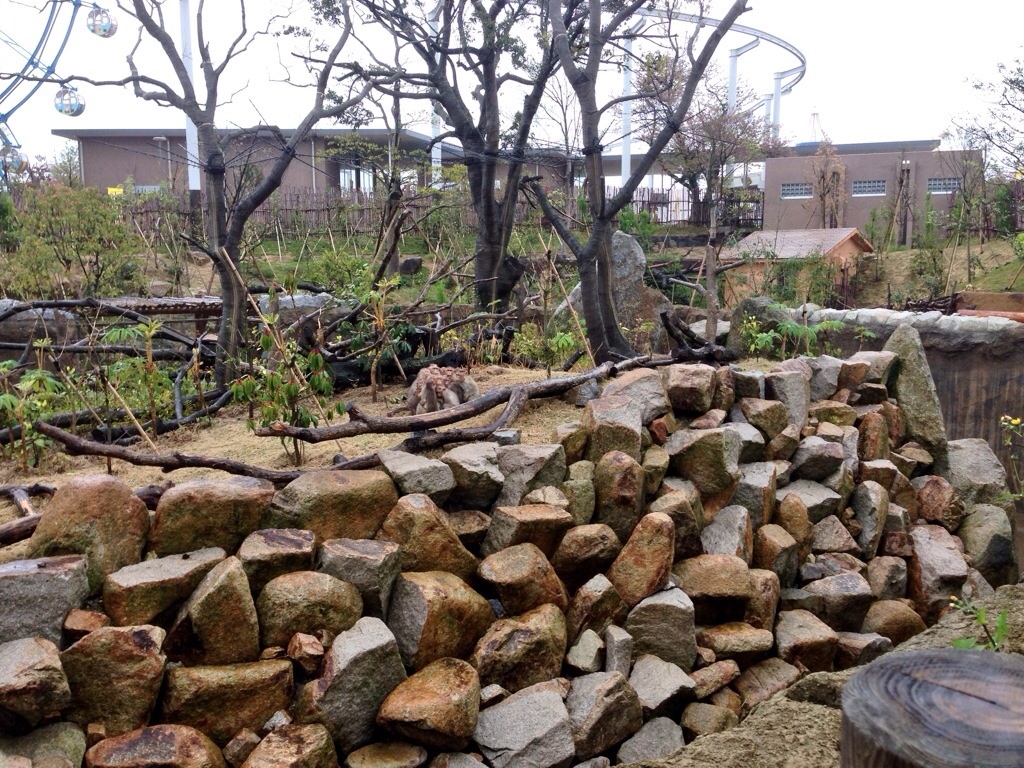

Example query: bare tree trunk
[705,202,719,343]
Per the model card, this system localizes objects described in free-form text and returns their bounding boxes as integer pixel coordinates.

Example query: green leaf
[952,638,979,650]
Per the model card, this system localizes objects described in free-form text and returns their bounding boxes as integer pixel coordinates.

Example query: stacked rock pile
[0,324,1017,768]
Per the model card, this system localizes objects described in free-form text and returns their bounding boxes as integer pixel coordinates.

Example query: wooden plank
[841,649,1024,767]
[956,309,1024,322]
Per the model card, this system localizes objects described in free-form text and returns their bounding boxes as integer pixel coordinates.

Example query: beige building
[763,141,983,246]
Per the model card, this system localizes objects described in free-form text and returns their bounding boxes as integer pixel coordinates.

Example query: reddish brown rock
[913,475,965,532]
[672,555,752,625]
[63,608,110,643]
[387,572,495,670]
[0,637,70,731]
[566,575,628,644]
[731,657,801,714]
[85,724,227,768]
[861,600,927,645]
[550,525,621,593]
[753,524,798,587]
[375,494,478,581]
[471,604,567,693]
[907,524,969,624]
[60,625,165,737]
[477,544,568,615]
[480,505,574,559]
[165,556,260,666]
[159,660,293,746]
[606,513,674,608]
[681,702,738,741]
[689,659,741,699]
[148,477,275,557]
[695,623,773,666]
[593,451,646,544]
[28,475,150,594]
[744,569,780,631]
[266,470,398,543]
[377,658,480,751]
[774,609,838,672]
[857,411,890,462]
[240,724,336,768]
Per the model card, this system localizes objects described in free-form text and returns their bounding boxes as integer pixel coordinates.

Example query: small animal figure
[405,365,480,414]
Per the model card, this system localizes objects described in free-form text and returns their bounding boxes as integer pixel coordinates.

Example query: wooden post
[841,649,1024,767]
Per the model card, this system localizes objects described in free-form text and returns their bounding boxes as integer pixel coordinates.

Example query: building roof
[722,228,874,261]
[790,140,941,157]
[52,126,465,160]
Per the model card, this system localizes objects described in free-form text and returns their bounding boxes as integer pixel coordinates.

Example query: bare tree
[333,0,571,312]
[524,0,751,362]
[968,56,1024,175]
[634,61,783,223]
[37,0,372,388]
[806,137,845,229]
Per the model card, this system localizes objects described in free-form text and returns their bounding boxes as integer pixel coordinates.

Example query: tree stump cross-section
[841,649,1024,767]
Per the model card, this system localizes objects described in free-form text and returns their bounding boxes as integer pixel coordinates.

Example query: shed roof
[721,228,874,261]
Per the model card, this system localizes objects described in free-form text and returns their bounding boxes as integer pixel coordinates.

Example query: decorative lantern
[54,86,85,117]
[86,7,117,37]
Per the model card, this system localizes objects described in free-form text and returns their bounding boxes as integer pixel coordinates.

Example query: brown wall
[721,244,862,306]
[763,150,980,244]
[78,134,340,194]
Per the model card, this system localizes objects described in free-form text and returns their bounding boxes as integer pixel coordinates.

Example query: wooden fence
[121,184,765,239]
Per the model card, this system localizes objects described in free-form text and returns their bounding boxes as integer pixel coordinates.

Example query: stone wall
[0,331,1018,767]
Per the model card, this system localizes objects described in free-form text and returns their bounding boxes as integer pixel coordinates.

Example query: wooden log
[0,514,40,546]
[841,649,1024,767]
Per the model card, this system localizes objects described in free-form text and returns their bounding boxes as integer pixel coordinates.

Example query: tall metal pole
[427,1,444,181]
[727,38,759,112]
[180,0,200,198]
[619,19,645,185]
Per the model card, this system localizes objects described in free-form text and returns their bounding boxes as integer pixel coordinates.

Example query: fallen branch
[256,358,641,443]
[0,483,56,518]
[34,421,304,485]
[34,357,653,485]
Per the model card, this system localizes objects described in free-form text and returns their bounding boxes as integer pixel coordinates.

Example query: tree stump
[841,649,1024,767]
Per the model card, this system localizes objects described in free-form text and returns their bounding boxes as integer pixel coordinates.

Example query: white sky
[2,0,1023,163]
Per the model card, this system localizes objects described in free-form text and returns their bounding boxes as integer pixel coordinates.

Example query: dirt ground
[0,365,582,527]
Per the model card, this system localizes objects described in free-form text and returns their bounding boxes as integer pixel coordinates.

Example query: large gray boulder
[0,556,88,645]
[473,682,575,768]
[296,616,407,753]
[882,323,947,460]
[555,231,672,353]
[956,504,1018,587]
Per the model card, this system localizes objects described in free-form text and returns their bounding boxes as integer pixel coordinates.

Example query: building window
[780,182,812,199]
[927,177,961,193]
[852,179,886,196]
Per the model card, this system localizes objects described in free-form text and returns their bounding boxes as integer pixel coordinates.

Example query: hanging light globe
[54,86,86,117]
[86,7,117,38]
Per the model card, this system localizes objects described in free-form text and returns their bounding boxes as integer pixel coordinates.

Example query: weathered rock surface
[85,724,227,768]
[0,556,88,645]
[148,477,274,557]
[387,572,494,670]
[165,557,260,666]
[0,637,70,733]
[267,471,398,543]
[376,494,477,581]
[473,683,575,768]
[60,625,165,737]
[471,603,566,693]
[378,450,456,504]
[159,660,293,746]
[103,548,225,626]
[28,475,149,593]
[238,529,316,597]
[317,538,401,618]
[296,617,407,753]
[377,658,479,751]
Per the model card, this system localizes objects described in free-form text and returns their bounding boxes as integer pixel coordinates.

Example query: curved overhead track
[637,9,806,95]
